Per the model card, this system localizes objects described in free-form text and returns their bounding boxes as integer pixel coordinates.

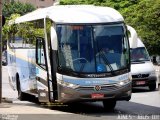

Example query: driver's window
[36,37,46,69]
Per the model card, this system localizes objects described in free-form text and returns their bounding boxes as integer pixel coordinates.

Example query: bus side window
[36,37,46,69]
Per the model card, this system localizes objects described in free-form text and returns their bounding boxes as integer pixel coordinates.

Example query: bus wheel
[17,77,26,101]
[149,83,156,91]
[103,100,116,111]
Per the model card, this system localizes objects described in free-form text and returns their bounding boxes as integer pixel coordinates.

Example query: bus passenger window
[36,37,46,69]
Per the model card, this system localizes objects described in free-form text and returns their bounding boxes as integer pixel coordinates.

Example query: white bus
[7,5,132,110]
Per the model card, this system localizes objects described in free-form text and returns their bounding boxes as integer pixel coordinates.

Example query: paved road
[1,66,160,120]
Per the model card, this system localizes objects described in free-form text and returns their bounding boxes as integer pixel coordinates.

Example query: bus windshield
[56,23,129,74]
[130,47,150,63]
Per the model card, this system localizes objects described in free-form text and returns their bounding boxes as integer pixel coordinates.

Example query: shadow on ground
[19,91,160,116]
[132,87,158,93]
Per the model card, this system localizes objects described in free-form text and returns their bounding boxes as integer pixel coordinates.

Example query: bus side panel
[8,48,37,95]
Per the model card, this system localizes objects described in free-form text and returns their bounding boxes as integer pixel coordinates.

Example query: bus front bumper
[57,82,132,103]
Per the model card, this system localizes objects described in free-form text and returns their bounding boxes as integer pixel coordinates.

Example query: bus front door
[35,37,50,102]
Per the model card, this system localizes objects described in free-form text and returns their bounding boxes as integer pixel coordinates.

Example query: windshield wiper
[99,50,115,75]
[131,60,145,64]
[79,63,86,72]
[58,66,73,73]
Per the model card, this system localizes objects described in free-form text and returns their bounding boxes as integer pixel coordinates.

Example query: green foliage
[2,1,36,17]
[60,0,160,55]
[60,0,138,7]
[120,0,160,55]
[60,0,103,5]
[2,14,21,41]
[2,1,36,43]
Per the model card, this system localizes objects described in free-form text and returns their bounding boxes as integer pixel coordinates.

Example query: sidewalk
[0,66,70,114]
[0,98,71,114]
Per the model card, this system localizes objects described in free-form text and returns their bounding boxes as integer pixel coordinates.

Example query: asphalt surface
[1,66,160,120]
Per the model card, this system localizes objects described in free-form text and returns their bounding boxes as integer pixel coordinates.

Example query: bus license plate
[136,81,146,85]
[91,93,104,99]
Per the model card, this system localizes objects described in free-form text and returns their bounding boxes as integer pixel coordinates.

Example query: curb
[2,97,13,103]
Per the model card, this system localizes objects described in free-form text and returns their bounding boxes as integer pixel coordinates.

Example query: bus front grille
[76,85,120,91]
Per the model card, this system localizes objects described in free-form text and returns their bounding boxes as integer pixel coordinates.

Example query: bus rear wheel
[103,100,116,111]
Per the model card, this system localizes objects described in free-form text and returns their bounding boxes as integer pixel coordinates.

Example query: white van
[130,38,157,91]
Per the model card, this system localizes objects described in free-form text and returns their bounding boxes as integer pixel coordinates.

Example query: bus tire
[103,100,116,111]
[17,75,26,101]
[149,83,156,91]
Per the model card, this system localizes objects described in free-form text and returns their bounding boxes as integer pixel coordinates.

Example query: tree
[2,1,36,43]
[2,14,20,41]
[2,1,36,17]
[120,0,160,55]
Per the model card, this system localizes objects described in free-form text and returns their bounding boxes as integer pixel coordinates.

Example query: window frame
[36,37,47,70]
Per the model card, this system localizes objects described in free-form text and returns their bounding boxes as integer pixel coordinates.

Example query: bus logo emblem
[94,85,101,91]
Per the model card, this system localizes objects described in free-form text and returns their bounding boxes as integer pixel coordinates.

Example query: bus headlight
[118,79,131,86]
[57,80,80,89]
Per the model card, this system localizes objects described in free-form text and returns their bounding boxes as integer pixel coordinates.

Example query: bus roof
[15,5,124,24]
